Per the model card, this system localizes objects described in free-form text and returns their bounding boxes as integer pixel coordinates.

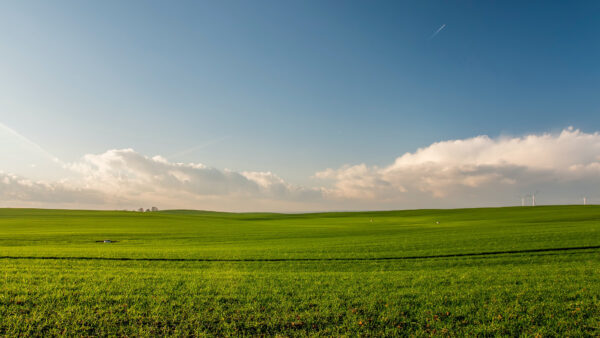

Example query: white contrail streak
[429,24,446,39]
[0,121,63,164]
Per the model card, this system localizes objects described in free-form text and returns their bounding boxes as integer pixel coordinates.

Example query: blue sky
[1,1,599,210]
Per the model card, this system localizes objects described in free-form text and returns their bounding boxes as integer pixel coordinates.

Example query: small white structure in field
[103,240,112,243]
[435,221,440,224]
[530,191,539,206]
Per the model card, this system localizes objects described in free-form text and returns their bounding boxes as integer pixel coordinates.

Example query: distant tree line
[137,207,158,212]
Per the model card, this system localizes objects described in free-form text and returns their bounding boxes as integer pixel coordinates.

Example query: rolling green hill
[0,206,599,335]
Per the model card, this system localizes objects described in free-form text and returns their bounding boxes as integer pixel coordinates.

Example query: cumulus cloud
[0,172,106,207]
[68,148,318,197]
[2,127,600,211]
[63,149,322,211]
[316,127,600,207]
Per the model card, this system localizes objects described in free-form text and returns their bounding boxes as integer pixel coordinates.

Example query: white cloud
[316,127,600,207]
[0,172,106,207]
[63,148,321,211]
[2,127,600,211]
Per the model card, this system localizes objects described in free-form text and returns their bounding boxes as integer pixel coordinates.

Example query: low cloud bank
[0,172,106,207]
[2,127,600,210]
[62,149,322,211]
[315,127,600,207]
[69,149,318,198]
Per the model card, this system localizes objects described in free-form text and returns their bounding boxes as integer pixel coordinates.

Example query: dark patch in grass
[0,245,598,262]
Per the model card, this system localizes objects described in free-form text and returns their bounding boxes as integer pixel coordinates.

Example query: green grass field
[1,206,599,336]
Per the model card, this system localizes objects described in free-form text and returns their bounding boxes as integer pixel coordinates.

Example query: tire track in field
[0,245,599,262]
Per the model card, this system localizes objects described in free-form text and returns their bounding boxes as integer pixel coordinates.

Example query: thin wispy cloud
[168,135,231,159]
[429,24,446,39]
[0,122,63,164]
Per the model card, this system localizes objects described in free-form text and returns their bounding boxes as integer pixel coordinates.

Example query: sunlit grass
[0,206,599,335]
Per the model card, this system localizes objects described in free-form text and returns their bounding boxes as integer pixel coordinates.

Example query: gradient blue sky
[1,1,599,210]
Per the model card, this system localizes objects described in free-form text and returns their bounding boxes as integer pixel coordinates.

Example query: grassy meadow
[0,206,599,336]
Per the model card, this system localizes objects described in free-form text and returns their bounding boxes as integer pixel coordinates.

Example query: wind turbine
[583,196,587,205]
[519,193,531,207]
[531,190,539,207]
